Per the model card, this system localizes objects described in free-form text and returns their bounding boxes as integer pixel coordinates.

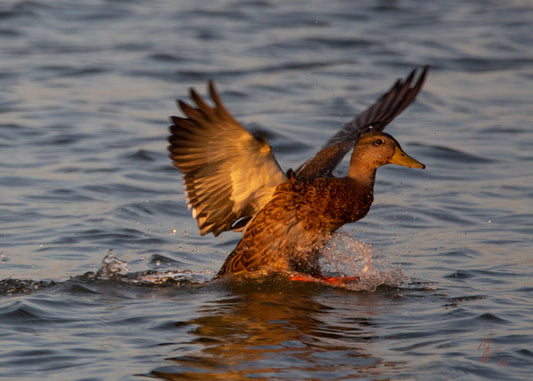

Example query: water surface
[1,0,532,380]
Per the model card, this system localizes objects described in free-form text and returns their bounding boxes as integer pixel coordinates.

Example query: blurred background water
[1,0,532,380]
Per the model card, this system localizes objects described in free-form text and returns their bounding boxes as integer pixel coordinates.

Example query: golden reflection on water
[153,280,401,380]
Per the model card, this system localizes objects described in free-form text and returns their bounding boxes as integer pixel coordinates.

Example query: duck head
[348,131,424,180]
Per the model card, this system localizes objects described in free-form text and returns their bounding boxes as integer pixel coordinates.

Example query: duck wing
[296,66,428,178]
[168,81,287,236]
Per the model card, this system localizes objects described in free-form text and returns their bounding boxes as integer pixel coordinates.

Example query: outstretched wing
[296,66,428,178]
[168,81,287,236]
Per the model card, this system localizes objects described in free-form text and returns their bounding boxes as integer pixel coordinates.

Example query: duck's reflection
[151,279,401,380]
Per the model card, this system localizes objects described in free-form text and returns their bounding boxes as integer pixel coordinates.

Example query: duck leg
[289,273,360,287]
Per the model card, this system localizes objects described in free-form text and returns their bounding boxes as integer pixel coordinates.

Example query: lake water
[1,0,532,380]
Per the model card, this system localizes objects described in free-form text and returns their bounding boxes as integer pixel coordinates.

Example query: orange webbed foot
[289,274,359,287]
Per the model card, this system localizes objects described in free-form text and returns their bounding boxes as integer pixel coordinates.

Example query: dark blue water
[1,0,532,380]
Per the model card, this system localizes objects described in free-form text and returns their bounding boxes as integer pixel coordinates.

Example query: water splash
[95,250,212,285]
[0,278,58,295]
[88,246,407,291]
[0,243,409,296]
[320,232,408,291]
[96,250,130,278]
[0,253,211,296]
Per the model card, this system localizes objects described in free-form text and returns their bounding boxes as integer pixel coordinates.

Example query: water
[1,0,532,379]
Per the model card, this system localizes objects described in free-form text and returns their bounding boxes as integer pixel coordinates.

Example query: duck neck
[347,153,378,190]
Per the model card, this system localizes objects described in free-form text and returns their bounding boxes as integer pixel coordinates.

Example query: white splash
[95,251,211,285]
[321,232,409,291]
[97,250,130,277]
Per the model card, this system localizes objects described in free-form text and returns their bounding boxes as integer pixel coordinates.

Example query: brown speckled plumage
[218,172,374,276]
[168,67,428,279]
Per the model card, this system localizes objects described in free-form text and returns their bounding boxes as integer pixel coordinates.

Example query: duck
[168,67,428,283]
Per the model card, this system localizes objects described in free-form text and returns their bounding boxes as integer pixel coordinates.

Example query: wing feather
[297,66,428,178]
[168,81,287,236]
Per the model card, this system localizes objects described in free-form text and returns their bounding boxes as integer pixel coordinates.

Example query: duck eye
[374,138,384,146]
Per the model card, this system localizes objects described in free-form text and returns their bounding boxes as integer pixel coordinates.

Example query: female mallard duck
[168,67,428,282]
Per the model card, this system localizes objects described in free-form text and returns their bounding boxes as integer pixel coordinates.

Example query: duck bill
[389,145,425,169]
